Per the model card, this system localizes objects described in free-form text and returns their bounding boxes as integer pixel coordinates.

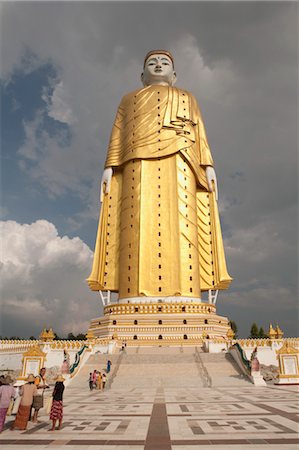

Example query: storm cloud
[1,2,298,337]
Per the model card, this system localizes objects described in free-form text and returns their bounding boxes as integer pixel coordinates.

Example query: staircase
[110,346,205,388]
[67,353,120,389]
[199,352,251,386]
[68,346,251,390]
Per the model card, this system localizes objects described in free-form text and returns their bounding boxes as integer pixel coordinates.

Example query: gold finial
[86,329,95,340]
[268,323,276,339]
[39,327,55,342]
[47,328,55,341]
[39,328,48,342]
[275,324,284,339]
[227,327,235,339]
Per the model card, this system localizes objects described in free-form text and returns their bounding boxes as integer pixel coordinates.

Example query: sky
[0,1,298,339]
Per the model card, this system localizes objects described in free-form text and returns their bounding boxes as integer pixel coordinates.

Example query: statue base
[88,301,231,346]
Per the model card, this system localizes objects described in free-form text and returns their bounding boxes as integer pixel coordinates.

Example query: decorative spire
[47,328,55,341]
[226,327,235,339]
[268,323,276,339]
[86,329,95,340]
[39,328,48,342]
[275,324,284,339]
[112,332,118,340]
[39,327,55,342]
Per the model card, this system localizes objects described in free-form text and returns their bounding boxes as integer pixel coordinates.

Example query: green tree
[29,336,36,340]
[76,333,87,340]
[258,327,266,338]
[67,332,76,340]
[229,320,238,338]
[250,323,259,338]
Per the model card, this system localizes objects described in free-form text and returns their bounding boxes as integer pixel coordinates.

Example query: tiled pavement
[1,384,298,449]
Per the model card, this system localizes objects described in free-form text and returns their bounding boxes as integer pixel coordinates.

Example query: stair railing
[194,347,212,387]
[70,345,88,375]
[105,350,126,390]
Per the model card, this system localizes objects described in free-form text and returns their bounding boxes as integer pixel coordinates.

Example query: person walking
[92,370,97,388]
[88,373,94,391]
[61,349,70,374]
[96,372,102,390]
[106,360,112,374]
[0,376,16,433]
[102,373,107,390]
[32,367,49,423]
[11,374,37,430]
[49,375,65,431]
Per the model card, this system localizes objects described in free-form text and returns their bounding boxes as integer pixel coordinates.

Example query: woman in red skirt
[49,375,65,431]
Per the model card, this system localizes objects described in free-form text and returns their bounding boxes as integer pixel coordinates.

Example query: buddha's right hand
[100,167,113,202]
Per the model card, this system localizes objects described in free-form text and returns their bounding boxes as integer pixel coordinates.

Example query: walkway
[1,384,298,449]
[1,348,298,449]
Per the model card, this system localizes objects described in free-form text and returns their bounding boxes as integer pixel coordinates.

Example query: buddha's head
[141,50,177,87]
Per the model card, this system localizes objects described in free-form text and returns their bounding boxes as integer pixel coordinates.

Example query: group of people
[88,359,112,391]
[1,358,114,432]
[0,368,66,433]
[89,370,107,390]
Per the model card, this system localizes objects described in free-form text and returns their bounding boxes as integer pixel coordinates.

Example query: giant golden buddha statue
[87,50,232,303]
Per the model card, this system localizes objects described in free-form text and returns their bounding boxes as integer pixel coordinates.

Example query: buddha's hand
[100,167,113,202]
[206,166,218,201]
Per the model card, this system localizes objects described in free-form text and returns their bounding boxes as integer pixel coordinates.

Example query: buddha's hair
[143,50,174,68]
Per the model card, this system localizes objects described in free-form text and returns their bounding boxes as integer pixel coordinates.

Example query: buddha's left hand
[206,166,218,201]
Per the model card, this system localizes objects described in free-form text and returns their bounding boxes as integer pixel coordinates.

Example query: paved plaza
[1,383,298,449]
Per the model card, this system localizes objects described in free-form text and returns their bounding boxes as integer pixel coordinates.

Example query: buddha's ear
[141,72,146,86]
[172,71,177,86]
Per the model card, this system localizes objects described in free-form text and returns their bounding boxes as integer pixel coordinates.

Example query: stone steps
[67,353,119,388]
[114,354,197,363]
[69,347,251,389]
[125,346,201,355]
[199,353,251,386]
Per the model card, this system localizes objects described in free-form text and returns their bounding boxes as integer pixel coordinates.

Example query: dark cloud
[1,2,298,337]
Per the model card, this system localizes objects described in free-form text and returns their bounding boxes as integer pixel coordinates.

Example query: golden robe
[87,85,232,298]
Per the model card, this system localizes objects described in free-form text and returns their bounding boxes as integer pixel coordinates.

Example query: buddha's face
[141,53,177,87]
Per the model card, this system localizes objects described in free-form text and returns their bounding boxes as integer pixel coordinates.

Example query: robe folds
[87,85,232,298]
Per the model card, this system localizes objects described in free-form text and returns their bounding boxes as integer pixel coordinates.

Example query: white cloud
[1,5,237,214]
[18,111,44,162]
[1,3,297,337]
[11,29,238,223]
[42,80,76,125]
[0,220,100,337]
[174,35,236,104]
[17,111,93,199]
